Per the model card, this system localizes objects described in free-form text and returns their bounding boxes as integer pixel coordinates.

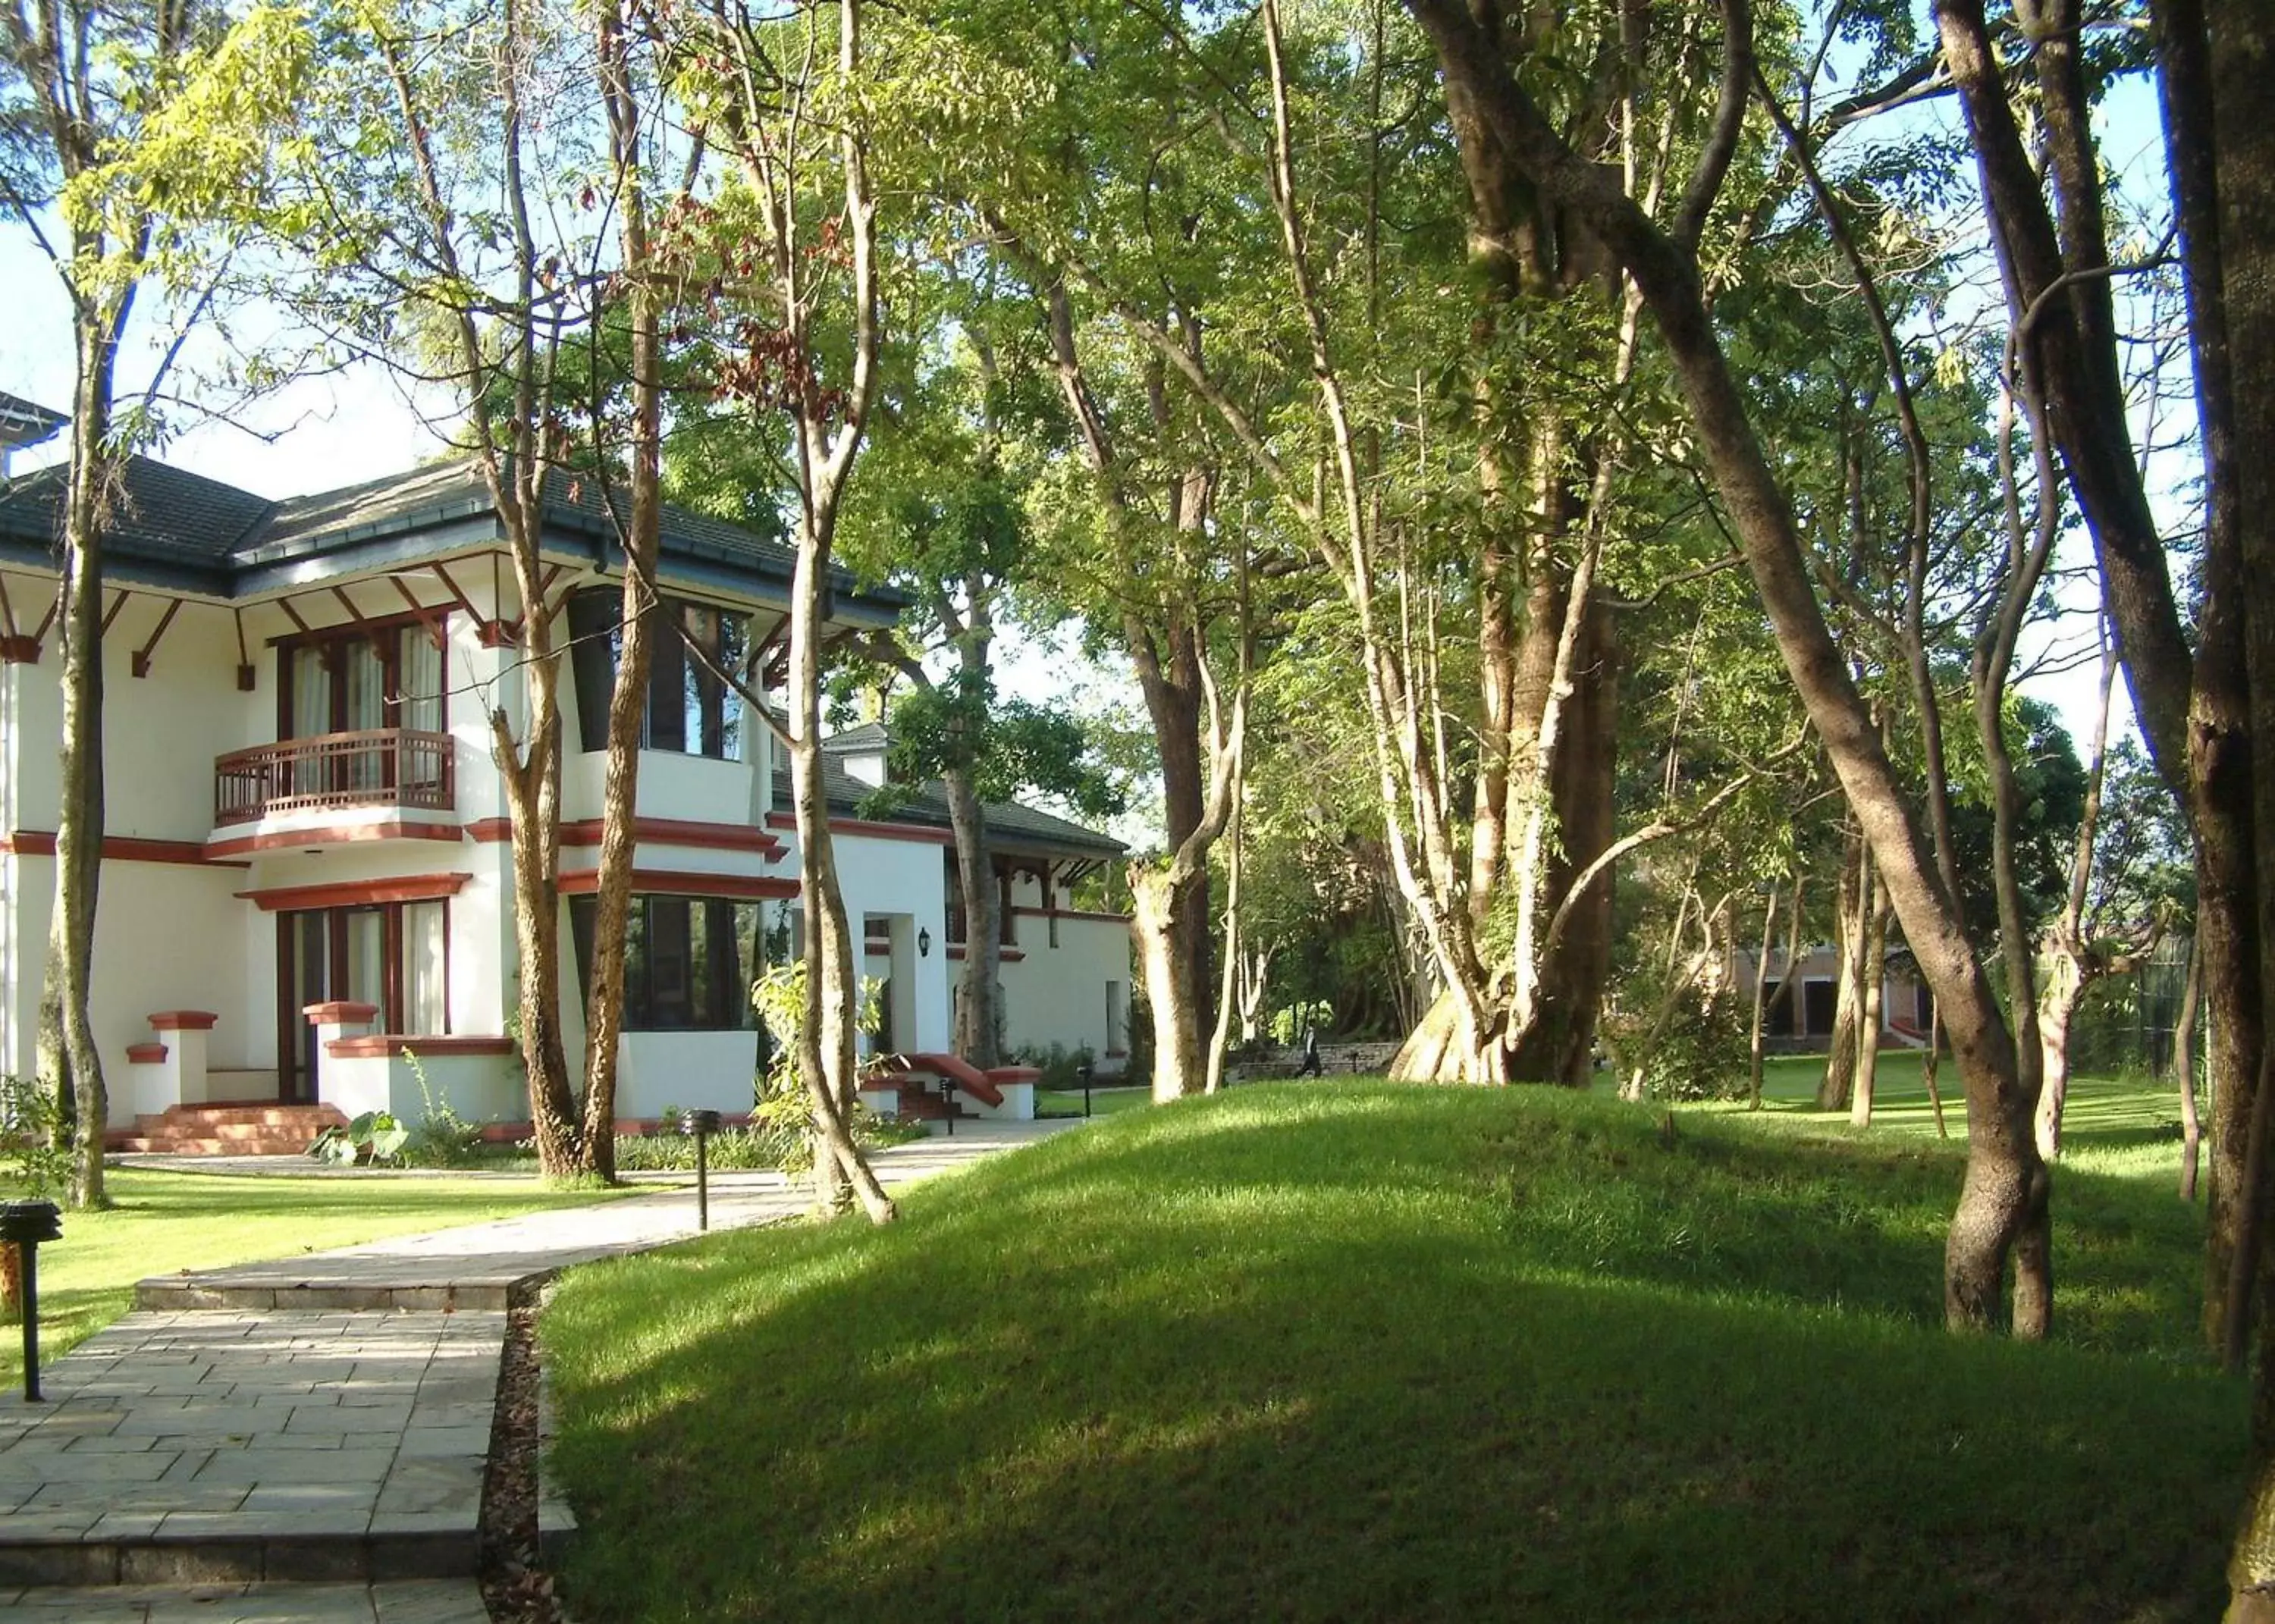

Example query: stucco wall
[996,911,1131,1060]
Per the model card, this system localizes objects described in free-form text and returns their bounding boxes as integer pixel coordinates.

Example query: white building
[0,431,1129,1144]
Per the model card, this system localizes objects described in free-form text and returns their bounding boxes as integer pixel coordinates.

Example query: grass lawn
[544,1078,2241,1622]
[2,1168,632,1388]
[1035,1084,1151,1118]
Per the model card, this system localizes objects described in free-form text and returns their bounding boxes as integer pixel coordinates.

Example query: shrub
[1008,1042,1098,1091]
[0,1075,68,1196]
[309,1111,410,1167]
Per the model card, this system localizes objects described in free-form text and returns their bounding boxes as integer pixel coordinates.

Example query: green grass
[1035,1084,1151,1118]
[544,1079,2242,1622]
[3,1168,629,1387]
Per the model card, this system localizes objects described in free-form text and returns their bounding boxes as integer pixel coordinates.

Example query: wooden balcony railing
[214,729,455,826]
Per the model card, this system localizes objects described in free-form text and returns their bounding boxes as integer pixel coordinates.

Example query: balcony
[215,729,456,826]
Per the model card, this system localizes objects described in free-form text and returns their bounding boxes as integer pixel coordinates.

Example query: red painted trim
[205,818,463,858]
[0,832,247,867]
[146,1010,220,1032]
[126,1042,169,1064]
[984,1066,1043,1084]
[468,815,785,859]
[476,619,519,648]
[863,943,891,956]
[0,635,39,663]
[945,945,1025,962]
[765,810,956,846]
[556,867,799,901]
[303,1000,379,1026]
[327,1033,514,1058]
[240,872,473,913]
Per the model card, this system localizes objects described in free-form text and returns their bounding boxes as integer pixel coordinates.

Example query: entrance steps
[106,1102,347,1157]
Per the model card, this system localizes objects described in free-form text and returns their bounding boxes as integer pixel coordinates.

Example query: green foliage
[307,1111,410,1168]
[0,1076,71,1199]
[1006,1042,1097,1092]
[394,1049,488,1170]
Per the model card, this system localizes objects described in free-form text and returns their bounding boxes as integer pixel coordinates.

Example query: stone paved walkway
[0,1579,484,1621]
[0,1120,1074,1611]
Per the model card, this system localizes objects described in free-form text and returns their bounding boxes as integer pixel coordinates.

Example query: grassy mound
[543,1083,2242,1622]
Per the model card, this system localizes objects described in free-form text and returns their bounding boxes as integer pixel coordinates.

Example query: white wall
[996,913,1131,1059]
[5,851,256,1123]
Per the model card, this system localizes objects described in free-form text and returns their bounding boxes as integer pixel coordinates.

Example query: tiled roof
[774,757,1125,859]
[0,392,67,450]
[821,721,889,755]
[0,457,271,571]
[0,452,907,615]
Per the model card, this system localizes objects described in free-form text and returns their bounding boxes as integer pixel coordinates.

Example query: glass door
[278,906,391,1102]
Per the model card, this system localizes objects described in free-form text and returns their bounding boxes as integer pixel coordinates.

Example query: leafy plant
[308,1111,410,1168]
[0,1075,69,1196]
[396,1049,488,1169]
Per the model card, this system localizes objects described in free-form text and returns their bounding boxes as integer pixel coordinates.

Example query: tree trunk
[502,730,579,1174]
[1818,823,1866,1111]
[1136,866,1206,1102]
[943,767,1000,1068]
[1748,883,1781,1110]
[39,321,121,1209]
[1204,794,1245,1095]
[1850,857,1889,1129]
[2035,948,2089,1161]
[1508,598,1618,1087]
[1923,1009,1950,1139]
[786,557,893,1224]
[2179,932,2205,1201]
[575,10,667,1183]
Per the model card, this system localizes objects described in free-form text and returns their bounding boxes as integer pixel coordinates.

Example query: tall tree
[0,0,289,1203]
[689,0,897,1218]
[1404,0,2054,1333]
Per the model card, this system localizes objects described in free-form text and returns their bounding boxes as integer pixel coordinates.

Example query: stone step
[108,1136,318,1158]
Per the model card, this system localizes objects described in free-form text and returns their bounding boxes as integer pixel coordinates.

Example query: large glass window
[280,622,449,741]
[570,894,764,1031]
[566,589,748,760]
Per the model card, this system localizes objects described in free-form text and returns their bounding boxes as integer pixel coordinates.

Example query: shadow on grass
[545,1083,2242,1624]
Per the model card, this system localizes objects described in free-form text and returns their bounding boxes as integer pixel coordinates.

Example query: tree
[680,0,900,1219]
[0,0,298,1205]
[846,305,1122,1068]
[1403,0,2054,1334]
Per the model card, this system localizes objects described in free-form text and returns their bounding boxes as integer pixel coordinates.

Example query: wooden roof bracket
[330,585,391,657]
[389,575,449,651]
[130,597,183,678]
[234,607,255,690]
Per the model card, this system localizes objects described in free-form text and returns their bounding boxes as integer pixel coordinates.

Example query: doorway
[276,901,448,1101]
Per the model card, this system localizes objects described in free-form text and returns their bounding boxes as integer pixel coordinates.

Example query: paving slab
[135,1120,1078,1309]
[2,1119,1073,1598]
[0,1579,487,1622]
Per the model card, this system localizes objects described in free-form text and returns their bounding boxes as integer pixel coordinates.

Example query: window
[570,894,764,1030]
[280,622,448,741]
[566,589,748,760]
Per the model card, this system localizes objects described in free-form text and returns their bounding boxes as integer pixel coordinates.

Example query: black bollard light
[2,1200,62,1402]
[680,1111,721,1231]
[937,1073,957,1136]
[1076,1056,1095,1119]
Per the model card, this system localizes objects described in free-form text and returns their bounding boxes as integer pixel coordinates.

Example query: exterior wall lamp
[918,927,933,958]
